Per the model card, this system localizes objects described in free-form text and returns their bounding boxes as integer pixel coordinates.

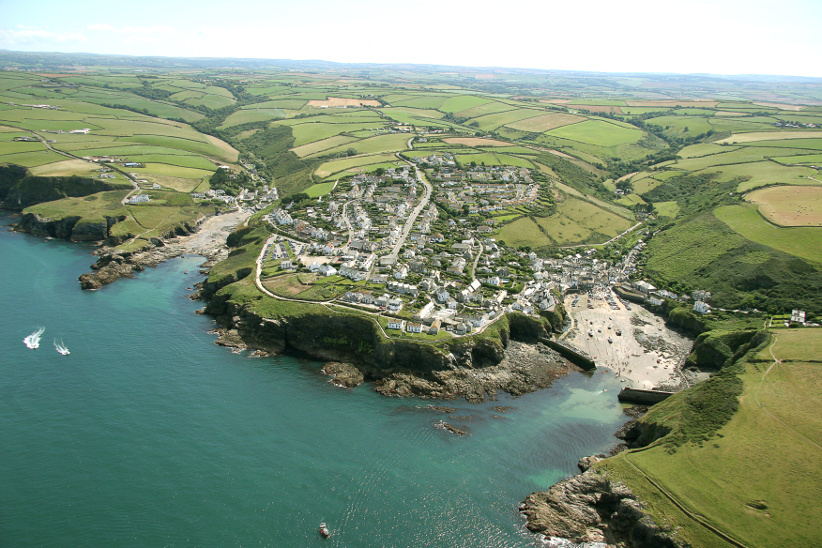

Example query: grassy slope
[600,329,822,548]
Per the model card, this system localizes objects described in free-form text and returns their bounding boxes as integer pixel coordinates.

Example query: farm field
[601,329,822,548]
[311,133,409,157]
[546,119,644,147]
[701,161,816,192]
[536,195,633,245]
[496,217,551,248]
[314,153,403,179]
[746,185,822,226]
[291,135,359,157]
[506,112,584,132]
[714,203,822,264]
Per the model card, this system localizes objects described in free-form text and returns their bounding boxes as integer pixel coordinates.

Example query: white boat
[23,327,45,349]
[54,339,70,355]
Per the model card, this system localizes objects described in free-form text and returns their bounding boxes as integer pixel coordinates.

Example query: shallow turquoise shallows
[0,212,628,547]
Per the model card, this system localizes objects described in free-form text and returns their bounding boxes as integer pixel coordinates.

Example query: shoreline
[76,209,252,289]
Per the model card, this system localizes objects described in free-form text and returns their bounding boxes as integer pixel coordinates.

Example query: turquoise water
[0,212,628,547]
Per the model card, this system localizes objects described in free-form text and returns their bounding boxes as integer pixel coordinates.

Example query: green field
[304,181,337,197]
[701,161,815,192]
[536,195,633,244]
[291,135,359,157]
[312,133,409,157]
[439,95,493,113]
[219,109,287,128]
[546,120,644,147]
[496,217,551,248]
[714,203,822,264]
[314,153,402,179]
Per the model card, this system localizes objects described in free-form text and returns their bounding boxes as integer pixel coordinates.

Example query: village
[250,154,715,340]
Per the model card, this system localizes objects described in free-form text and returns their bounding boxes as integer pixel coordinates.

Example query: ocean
[0,212,628,547]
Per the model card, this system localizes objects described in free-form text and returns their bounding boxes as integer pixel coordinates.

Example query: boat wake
[23,327,45,349]
[54,339,70,356]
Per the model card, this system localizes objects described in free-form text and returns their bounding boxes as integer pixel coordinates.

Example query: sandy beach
[562,288,693,390]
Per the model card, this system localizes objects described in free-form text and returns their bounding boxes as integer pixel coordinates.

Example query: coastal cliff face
[17,211,128,242]
[75,218,204,289]
[2,173,125,211]
[521,467,685,547]
[204,290,576,402]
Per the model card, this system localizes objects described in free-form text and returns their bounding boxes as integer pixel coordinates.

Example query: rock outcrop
[322,362,364,388]
[521,467,685,547]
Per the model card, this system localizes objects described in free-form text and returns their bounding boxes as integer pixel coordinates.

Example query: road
[22,128,143,204]
[388,152,433,258]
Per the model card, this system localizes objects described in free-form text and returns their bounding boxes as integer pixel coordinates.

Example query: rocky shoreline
[520,465,683,548]
[210,314,581,402]
[13,210,251,290]
[519,406,686,548]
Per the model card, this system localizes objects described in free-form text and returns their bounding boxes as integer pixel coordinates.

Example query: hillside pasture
[304,181,337,197]
[497,217,552,248]
[746,185,822,227]
[219,109,286,128]
[291,135,359,158]
[536,195,633,245]
[546,120,644,147]
[388,95,449,109]
[624,100,719,107]
[699,161,815,192]
[310,133,409,157]
[128,163,214,180]
[653,201,680,218]
[455,101,516,119]
[470,109,543,131]
[287,122,385,147]
[714,203,822,263]
[241,99,308,110]
[29,159,104,177]
[772,153,822,165]
[439,95,493,113]
[0,149,66,167]
[602,330,822,548]
[506,112,585,132]
[314,153,401,179]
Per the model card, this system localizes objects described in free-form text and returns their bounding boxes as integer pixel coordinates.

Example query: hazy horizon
[2,0,821,78]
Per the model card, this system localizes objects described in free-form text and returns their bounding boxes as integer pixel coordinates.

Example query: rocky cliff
[521,467,685,547]
[3,174,127,211]
[17,211,129,242]
[204,290,577,402]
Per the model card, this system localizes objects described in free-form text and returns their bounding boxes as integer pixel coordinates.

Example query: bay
[0,212,628,547]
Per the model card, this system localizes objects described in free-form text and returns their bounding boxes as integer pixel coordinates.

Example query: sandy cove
[562,288,693,390]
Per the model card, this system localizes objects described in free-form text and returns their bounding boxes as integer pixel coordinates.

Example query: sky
[1,0,821,77]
